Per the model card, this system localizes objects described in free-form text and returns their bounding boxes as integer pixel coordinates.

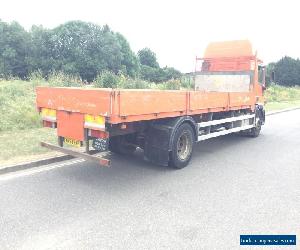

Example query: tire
[248,119,262,137]
[238,110,262,137]
[169,123,194,169]
[108,136,121,154]
[243,109,262,138]
[108,135,137,155]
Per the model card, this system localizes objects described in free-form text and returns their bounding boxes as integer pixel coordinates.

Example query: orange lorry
[36,40,266,168]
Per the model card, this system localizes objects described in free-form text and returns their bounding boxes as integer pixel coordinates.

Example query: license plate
[64,138,81,147]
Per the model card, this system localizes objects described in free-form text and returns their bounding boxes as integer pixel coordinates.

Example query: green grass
[265,100,300,112]
[264,83,300,102]
[264,84,300,111]
[0,80,41,131]
[0,127,57,165]
[0,73,84,132]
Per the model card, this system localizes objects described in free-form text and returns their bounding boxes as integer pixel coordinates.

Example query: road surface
[0,110,299,249]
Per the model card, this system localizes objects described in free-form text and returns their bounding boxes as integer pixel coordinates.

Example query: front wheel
[169,123,194,169]
[248,117,262,137]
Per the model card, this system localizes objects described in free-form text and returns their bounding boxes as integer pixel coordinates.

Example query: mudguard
[256,104,265,125]
[144,116,197,166]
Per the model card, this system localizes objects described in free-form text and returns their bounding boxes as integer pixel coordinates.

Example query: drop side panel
[118,90,187,116]
[36,87,112,116]
[189,92,229,111]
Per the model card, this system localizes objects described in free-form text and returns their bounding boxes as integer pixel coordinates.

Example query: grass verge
[265,100,300,112]
[0,127,58,166]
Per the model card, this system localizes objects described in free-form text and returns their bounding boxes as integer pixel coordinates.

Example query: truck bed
[36,86,255,124]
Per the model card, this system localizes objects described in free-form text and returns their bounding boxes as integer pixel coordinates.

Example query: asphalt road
[0,110,299,250]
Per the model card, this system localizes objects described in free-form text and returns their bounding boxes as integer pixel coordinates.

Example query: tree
[49,21,140,81]
[0,20,30,78]
[138,48,182,82]
[273,56,300,86]
[161,67,182,81]
[265,62,275,84]
[140,65,161,82]
[0,20,180,82]
[138,48,159,68]
[50,21,112,81]
[139,65,182,83]
[115,33,140,77]
[28,25,58,76]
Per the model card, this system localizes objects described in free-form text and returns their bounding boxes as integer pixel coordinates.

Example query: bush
[118,75,151,89]
[94,71,120,88]
[94,71,154,89]
[47,71,83,87]
[180,75,194,90]
[0,73,84,132]
[155,79,181,90]
[265,83,300,102]
[139,65,182,83]
[0,80,41,131]
[29,70,83,87]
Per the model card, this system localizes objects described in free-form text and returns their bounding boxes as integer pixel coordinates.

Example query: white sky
[0,0,299,72]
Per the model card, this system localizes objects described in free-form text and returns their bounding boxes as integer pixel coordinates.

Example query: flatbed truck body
[36,40,266,168]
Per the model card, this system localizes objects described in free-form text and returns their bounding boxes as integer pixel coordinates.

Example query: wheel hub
[177,132,192,161]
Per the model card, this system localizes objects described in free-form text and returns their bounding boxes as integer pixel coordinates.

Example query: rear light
[43,120,56,128]
[84,114,105,130]
[88,129,109,139]
[41,108,56,122]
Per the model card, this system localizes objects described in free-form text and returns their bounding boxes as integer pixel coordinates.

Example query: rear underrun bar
[40,142,110,167]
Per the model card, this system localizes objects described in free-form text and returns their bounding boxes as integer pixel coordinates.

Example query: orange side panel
[36,87,112,116]
[229,92,254,107]
[189,92,229,111]
[117,90,187,116]
[36,87,257,125]
[57,111,85,141]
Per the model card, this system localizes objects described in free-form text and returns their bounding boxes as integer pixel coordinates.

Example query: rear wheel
[169,123,194,169]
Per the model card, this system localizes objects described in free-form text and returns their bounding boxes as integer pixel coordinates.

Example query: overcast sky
[1,0,299,72]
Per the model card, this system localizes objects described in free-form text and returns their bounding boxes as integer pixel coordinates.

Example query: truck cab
[195,40,265,100]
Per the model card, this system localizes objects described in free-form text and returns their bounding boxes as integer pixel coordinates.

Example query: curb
[1,107,300,175]
[0,155,74,175]
[266,106,300,116]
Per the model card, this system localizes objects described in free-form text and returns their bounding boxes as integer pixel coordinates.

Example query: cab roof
[204,40,253,58]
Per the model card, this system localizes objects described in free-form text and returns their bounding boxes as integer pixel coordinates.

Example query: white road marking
[0,159,85,181]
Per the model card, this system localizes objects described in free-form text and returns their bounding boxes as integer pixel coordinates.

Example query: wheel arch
[169,116,197,148]
[144,116,197,166]
[255,104,265,125]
